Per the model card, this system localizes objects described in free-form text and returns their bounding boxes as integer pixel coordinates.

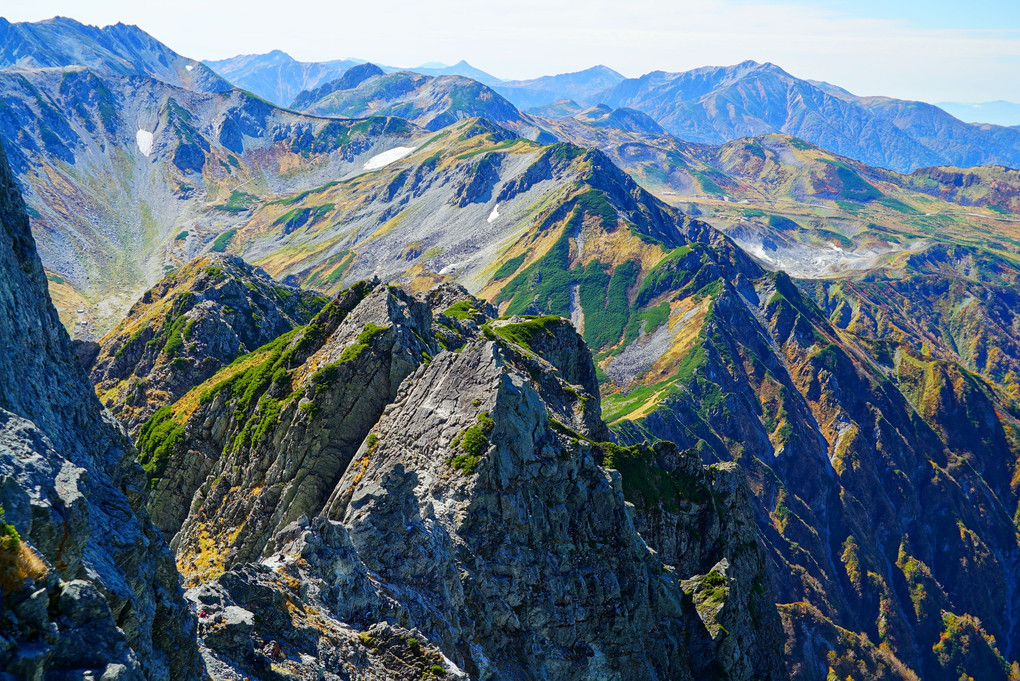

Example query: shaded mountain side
[130,274,785,680]
[0,64,421,333]
[0,139,201,678]
[91,254,328,435]
[452,125,1020,679]
[0,15,230,93]
[601,266,1020,681]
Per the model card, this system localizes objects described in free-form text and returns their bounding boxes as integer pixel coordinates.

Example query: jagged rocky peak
[0,138,202,677]
[134,275,785,679]
[91,253,328,434]
[140,280,436,563]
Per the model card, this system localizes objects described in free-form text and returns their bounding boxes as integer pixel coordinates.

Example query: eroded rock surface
[135,272,786,680]
[0,139,201,678]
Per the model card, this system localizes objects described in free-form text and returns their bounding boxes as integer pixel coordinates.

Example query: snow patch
[135,129,154,157]
[185,64,194,72]
[487,203,500,223]
[364,146,414,170]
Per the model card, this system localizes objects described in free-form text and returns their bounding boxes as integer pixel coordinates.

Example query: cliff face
[0,140,201,677]
[132,273,786,680]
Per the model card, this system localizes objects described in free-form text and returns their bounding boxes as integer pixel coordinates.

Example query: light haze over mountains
[2,10,1020,681]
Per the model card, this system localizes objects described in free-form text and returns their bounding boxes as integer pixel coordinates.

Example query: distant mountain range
[593,61,1020,172]
[220,50,1020,173]
[203,50,502,106]
[406,58,502,86]
[203,49,364,107]
[492,65,625,109]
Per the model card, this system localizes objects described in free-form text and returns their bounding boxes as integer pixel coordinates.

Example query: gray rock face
[138,274,785,679]
[0,139,201,679]
[625,447,786,679]
[327,339,693,680]
[145,281,439,575]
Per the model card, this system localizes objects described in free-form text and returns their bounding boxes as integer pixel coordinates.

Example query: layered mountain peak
[0,16,230,92]
[289,61,385,109]
[294,69,538,135]
[91,253,328,434]
[597,59,1020,172]
[263,48,293,61]
[572,103,666,134]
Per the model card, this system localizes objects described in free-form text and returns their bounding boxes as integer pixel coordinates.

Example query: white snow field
[364,146,415,170]
[136,129,154,157]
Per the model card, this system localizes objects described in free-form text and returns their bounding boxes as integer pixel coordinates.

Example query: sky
[4,0,1019,104]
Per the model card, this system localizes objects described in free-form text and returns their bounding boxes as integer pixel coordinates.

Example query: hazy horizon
[3,0,1019,106]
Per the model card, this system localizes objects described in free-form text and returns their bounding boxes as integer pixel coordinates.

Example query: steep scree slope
[0,64,420,333]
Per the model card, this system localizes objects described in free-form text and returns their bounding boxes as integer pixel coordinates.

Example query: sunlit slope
[0,66,421,334]
[540,124,1020,278]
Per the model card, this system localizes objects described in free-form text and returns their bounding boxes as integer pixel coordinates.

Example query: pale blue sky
[4,0,1019,104]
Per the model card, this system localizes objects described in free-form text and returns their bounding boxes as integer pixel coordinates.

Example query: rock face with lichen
[0,139,202,678]
[132,271,786,680]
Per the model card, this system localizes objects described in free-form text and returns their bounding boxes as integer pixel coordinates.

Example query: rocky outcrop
[139,280,437,569]
[92,253,327,435]
[0,139,201,678]
[136,274,785,679]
